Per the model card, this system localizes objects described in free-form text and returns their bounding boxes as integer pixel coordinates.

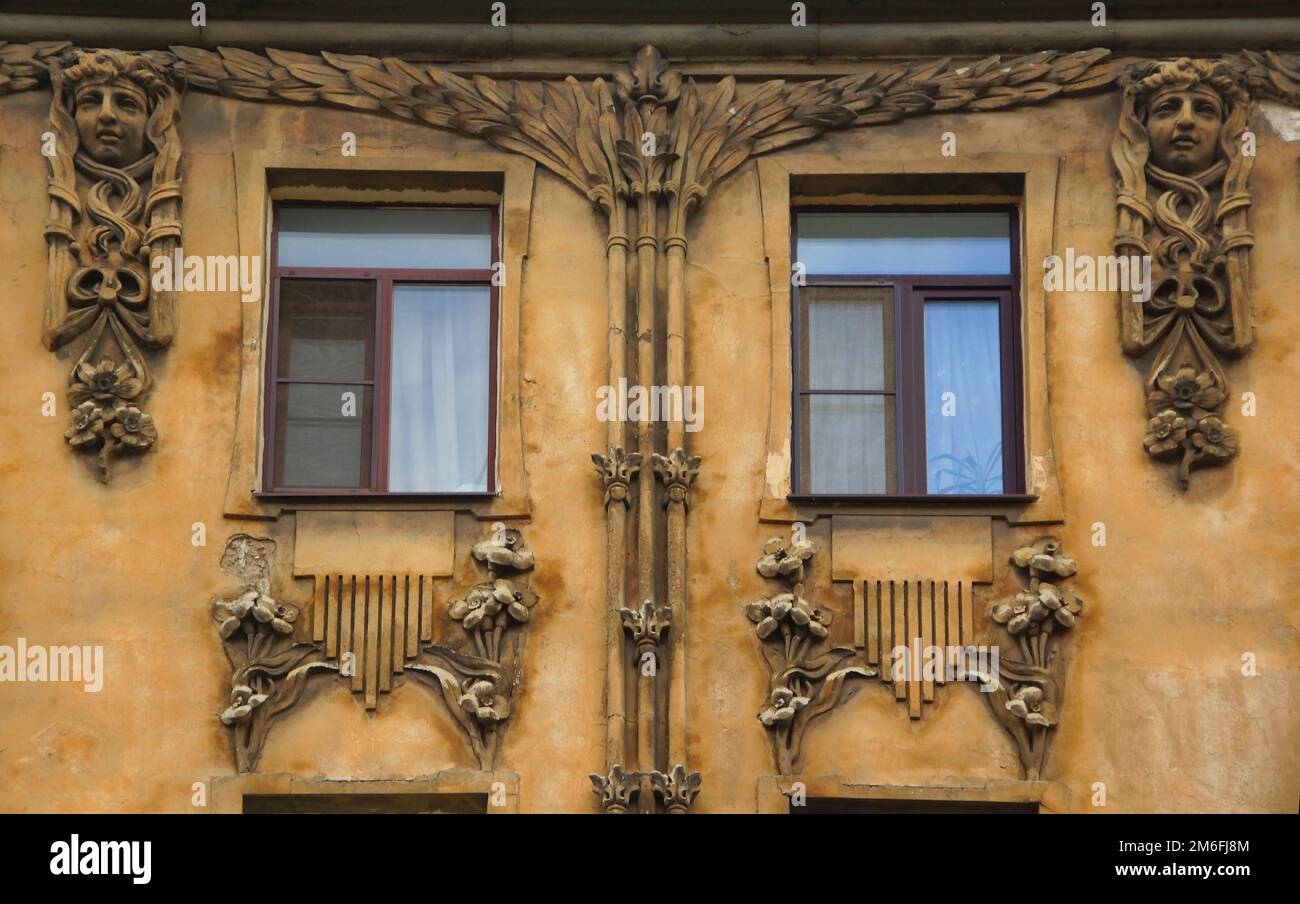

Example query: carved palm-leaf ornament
[158,45,1140,205]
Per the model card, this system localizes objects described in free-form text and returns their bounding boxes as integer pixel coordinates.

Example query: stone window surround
[756,153,1067,528]
[223,148,538,520]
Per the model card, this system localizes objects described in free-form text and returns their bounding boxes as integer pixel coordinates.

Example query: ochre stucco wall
[1,75,1296,812]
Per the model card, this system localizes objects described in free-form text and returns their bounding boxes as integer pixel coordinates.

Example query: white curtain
[388,285,491,492]
[807,395,891,493]
[923,301,1003,493]
[803,286,893,493]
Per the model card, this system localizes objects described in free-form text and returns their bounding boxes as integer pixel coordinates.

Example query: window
[790,797,1037,814]
[793,209,1023,496]
[264,204,498,494]
[243,793,488,814]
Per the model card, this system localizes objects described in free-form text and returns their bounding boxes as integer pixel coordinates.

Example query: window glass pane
[276,279,375,381]
[799,284,894,390]
[924,300,1004,494]
[799,395,896,494]
[388,284,491,492]
[278,206,492,269]
[276,383,372,487]
[797,212,1011,275]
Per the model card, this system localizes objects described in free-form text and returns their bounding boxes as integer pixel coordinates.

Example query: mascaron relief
[1113,58,1253,488]
[43,49,184,481]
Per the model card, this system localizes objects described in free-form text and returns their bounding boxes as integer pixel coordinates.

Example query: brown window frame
[261,202,500,497]
[790,205,1025,499]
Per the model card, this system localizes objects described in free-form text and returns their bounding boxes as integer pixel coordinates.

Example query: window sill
[761,491,1047,525]
[254,491,499,500]
[787,494,1037,505]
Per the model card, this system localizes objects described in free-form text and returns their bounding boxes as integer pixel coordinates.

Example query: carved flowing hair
[43,49,184,349]
[1112,58,1254,356]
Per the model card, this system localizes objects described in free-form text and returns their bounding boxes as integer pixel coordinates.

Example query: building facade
[0,3,1296,813]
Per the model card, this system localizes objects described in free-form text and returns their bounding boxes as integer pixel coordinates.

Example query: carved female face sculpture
[73,80,149,166]
[1145,83,1224,175]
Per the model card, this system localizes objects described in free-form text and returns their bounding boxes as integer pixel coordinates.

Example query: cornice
[5,14,1300,62]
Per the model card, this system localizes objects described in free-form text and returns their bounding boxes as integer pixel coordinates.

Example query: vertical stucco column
[635,629,657,813]
[603,221,630,774]
[633,191,659,812]
[663,235,689,770]
[634,195,658,610]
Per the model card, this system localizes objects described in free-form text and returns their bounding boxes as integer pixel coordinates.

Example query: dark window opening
[792,797,1039,814]
[243,793,488,814]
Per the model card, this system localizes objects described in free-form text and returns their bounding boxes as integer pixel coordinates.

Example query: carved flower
[452,582,522,632]
[746,596,786,639]
[69,358,142,406]
[1147,366,1224,416]
[214,590,256,638]
[109,405,157,450]
[458,679,510,723]
[502,581,538,623]
[447,589,481,627]
[991,591,1036,635]
[218,684,269,725]
[746,590,830,639]
[758,686,810,726]
[1143,409,1188,458]
[1191,416,1239,461]
[788,594,834,638]
[269,601,298,634]
[1010,539,1077,578]
[249,592,297,634]
[748,598,785,639]
[1005,685,1057,727]
[213,590,296,637]
[472,529,535,572]
[64,401,107,447]
[756,536,816,581]
[1036,582,1083,628]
